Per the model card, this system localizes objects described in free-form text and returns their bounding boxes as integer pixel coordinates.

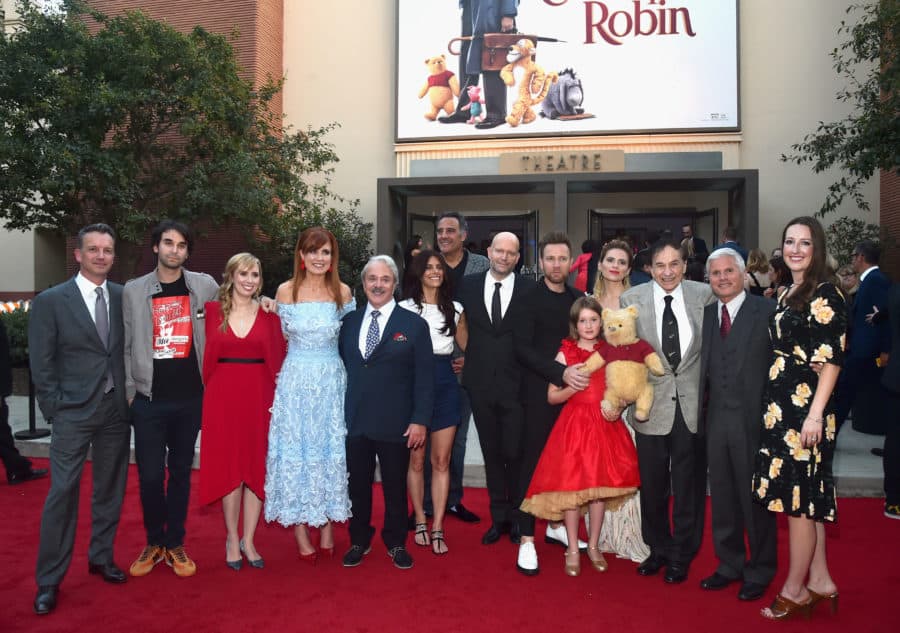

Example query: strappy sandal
[761,594,813,620]
[431,529,448,555]
[414,522,430,547]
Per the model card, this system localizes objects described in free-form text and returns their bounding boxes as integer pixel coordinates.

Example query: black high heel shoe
[226,541,242,571]
[240,540,264,569]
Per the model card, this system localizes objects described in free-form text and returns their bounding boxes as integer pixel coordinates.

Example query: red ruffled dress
[521,339,641,521]
[198,302,286,505]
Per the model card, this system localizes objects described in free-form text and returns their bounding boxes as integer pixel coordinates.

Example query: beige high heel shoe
[587,546,608,572]
[564,549,581,577]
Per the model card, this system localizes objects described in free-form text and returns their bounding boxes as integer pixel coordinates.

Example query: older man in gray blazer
[29,224,131,615]
[621,239,714,584]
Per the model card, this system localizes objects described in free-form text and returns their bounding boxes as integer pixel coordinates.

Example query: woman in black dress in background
[751,217,847,620]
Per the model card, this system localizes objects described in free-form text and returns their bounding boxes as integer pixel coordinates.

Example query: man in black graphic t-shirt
[123,220,218,578]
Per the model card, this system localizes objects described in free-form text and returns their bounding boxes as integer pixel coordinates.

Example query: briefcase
[448,33,539,72]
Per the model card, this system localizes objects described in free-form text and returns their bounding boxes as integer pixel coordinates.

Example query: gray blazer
[28,276,128,421]
[621,280,714,435]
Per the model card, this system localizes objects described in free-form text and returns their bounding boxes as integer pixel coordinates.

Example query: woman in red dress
[521,296,641,577]
[200,253,286,570]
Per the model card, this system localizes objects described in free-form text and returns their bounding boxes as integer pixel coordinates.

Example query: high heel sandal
[761,594,813,620]
[319,546,334,559]
[413,522,430,547]
[807,588,839,615]
[564,550,581,577]
[298,549,318,566]
[431,530,448,556]
[587,546,608,572]
[239,539,264,569]
[225,540,242,571]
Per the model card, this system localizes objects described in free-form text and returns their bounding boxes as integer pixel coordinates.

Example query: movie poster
[396,0,739,142]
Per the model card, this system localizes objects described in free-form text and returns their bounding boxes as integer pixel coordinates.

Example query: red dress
[199,302,286,505]
[521,339,641,521]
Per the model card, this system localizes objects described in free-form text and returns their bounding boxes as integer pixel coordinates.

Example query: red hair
[291,227,343,307]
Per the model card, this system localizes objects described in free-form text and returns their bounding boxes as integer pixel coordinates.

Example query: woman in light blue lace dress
[265,227,354,562]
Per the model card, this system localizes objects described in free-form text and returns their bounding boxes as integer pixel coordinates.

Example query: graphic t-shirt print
[152,296,193,359]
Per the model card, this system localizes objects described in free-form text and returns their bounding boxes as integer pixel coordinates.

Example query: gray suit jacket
[621,280,714,435]
[28,276,128,422]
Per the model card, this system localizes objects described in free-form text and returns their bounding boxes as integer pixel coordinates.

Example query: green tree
[0,0,368,278]
[825,215,893,266]
[781,0,899,216]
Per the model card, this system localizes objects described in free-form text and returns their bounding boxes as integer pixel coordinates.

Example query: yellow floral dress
[751,283,847,522]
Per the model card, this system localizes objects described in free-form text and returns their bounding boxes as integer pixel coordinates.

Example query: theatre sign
[396,0,739,142]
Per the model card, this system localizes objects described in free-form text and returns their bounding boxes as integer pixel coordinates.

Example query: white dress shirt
[719,290,747,325]
[75,272,110,325]
[398,299,462,355]
[358,299,396,357]
[859,265,879,283]
[483,271,515,323]
[652,282,692,358]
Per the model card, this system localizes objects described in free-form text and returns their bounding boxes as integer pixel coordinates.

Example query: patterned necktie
[491,282,502,326]
[662,295,681,370]
[720,303,732,339]
[364,310,381,359]
[95,287,114,392]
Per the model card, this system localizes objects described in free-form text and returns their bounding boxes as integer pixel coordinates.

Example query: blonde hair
[592,239,633,298]
[218,252,262,332]
[746,248,770,274]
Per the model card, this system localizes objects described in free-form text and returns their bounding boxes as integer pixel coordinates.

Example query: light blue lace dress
[264,299,355,527]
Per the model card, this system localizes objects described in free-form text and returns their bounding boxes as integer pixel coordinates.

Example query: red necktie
[720,303,731,338]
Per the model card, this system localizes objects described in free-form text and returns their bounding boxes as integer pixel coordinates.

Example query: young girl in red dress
[521,296,641,577]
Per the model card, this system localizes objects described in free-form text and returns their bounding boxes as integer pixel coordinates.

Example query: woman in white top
[398,250,468,555]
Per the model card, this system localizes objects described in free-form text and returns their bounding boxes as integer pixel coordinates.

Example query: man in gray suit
[699,248,777,601]
[29,224,131,615]
[621,239,714,584]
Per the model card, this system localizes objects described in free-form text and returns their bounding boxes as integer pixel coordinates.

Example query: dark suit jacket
[850,267,891,360]
[700,294,774,437]
[690,236,709,258]
[882,283,900,393]
[28,276,128,421]
[339,304,434,442]
[0,320,11,398]
[458,271,535,400]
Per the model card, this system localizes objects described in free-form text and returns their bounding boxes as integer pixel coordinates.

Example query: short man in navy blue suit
[834,240,891,430]
[339,255,434,570]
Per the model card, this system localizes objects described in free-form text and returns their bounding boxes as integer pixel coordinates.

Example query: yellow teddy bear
[418,54,460,121]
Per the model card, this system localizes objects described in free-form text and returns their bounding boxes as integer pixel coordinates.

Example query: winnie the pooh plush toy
[418,54,460,121]
[579,306,665,422]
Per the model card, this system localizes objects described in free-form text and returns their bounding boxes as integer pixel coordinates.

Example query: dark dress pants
[634,402,706,566]
[515,398,561,537]
[884,391,900,505]
[1,397,32,477]
[347,436,411,550]
[470,393,523,526]
[706,406,777,585]
[131,395,202,549]
[35,392,130,585]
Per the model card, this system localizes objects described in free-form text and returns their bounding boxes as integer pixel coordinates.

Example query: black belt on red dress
[218,358,264,364]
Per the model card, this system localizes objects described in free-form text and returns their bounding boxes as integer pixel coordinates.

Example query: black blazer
[458,271,535,399]
[0,320,11,398]
[850,267,891,360]
[339,304,434,442]
[882,283,900,393]
[699,293,774,437]
[28,276,128,421]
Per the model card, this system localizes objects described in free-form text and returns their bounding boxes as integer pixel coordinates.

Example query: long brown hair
[403,250,457,337]
[592,239,633,298]
[782,216,829,311]
[568,296,603,340]
[291,227,343,308]
[218,252,262,332]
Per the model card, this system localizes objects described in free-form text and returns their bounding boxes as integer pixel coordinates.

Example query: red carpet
[1,459,897,633]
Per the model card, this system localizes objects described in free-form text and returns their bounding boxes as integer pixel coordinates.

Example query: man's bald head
[488,232,520,278]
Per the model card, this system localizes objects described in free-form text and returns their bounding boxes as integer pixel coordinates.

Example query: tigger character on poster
[500,39,557,127]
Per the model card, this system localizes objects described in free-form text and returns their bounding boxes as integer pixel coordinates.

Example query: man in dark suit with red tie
[339,255,434,570]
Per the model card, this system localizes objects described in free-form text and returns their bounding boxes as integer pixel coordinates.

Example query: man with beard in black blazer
[458,231,534,544]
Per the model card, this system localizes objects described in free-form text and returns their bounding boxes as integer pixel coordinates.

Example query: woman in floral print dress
[751,217,847,620]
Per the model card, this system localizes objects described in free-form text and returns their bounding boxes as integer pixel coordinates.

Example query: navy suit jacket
[339,304,434,442]
[881,283,900,393]
[850,267,891,360]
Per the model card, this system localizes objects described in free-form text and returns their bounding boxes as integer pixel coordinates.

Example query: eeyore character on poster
[541,68,584,119]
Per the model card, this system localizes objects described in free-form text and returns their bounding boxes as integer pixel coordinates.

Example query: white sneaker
[516,541,539,576]
[545,523,587,551]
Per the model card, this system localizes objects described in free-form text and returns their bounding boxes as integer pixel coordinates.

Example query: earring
[300,260,305,270]
[327,265,332,272]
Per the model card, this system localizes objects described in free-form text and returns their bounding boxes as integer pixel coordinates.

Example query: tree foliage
[825,215,894,266]
[0,0,369,278]
[781,0,899,216]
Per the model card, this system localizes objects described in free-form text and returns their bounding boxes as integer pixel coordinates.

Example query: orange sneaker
[165,545,197,577]
[129,545,166,577]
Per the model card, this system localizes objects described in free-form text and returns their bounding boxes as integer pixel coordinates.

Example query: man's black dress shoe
[34,585,58,615]
[342,544,371,567]
[636,554,667,576]
[447,503,480,523]
[509,522,521,544]
[664,562,689,584]
[8,468,48,485]
[481,524,504,545]
[474,118,505,130]
[88,562,127,584]
[700,572,738,590]
[438,111,469,124]
[738,581,767,601]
